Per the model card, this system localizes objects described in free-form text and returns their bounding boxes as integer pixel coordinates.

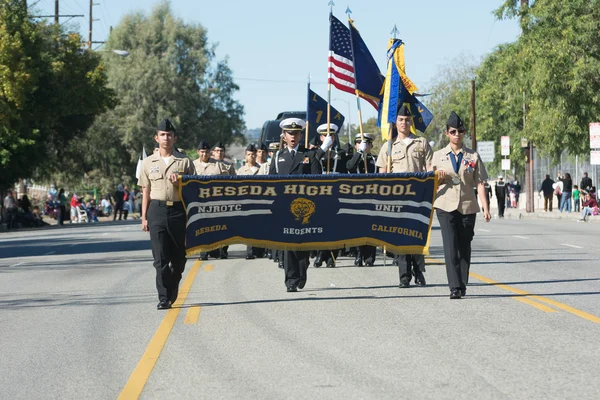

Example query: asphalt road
[1,217,599,399]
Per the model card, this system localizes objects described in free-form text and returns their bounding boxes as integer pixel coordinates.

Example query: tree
[492,0,600,159]
[422,54,479,150]
[76,1,245,192]
[0,0,114,191]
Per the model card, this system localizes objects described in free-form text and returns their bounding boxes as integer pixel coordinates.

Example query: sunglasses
[448,129,466,136]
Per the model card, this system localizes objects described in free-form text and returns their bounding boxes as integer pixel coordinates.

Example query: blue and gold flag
[379,39,420,139]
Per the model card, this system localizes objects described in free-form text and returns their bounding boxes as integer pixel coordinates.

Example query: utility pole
[470,80,476,150]
[55,0,59,24]
[88,1,103,49]
[521,0,534,213]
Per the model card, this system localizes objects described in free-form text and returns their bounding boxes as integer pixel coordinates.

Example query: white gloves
[358,140,368,152]
[320,135,333,151]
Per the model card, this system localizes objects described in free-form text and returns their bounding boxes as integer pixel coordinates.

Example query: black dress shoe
[326,259,335,268]
[354,258,363,267]
[414,272,426,286]
[399,281,410,288]
[450,289,462,299]
[267,252,273,260]
[220,253,228,259]
[460,288,466,297]
[278,261,284,269]
[157,300,171,310]
[313,260,322,268]
[298,281,306,289]
[273,257,279,263]
[200,255,208,261]
[245,255,255,260]
[286,286,298,292]
[364,261,374,267]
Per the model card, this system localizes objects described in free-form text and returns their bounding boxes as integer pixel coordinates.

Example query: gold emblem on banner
[290,198,316,225]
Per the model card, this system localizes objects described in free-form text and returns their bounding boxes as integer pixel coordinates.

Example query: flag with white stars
[328,13,355,95]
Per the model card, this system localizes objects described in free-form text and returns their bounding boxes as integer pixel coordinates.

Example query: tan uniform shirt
[217,160,236,176]
[138,151,195,202]
[431,144,488,214]
[257,162,270,175]
[376,134,433,173]
[193,159,230,176]
[236,163,261,176]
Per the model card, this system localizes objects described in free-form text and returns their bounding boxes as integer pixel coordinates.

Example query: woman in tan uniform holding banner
[432,112,491,299]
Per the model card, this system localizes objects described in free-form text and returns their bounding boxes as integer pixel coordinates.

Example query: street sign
[501,136,510,156]
[590,123,600,148]
[477,141,495,162]
[591,150,600,165]
[501,159,511,171]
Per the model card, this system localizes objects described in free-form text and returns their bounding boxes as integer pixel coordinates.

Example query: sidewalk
[493,207,599,223]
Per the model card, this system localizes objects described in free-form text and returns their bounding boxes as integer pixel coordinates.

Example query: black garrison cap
[446,111,465,130]
[197,140,210,150]
[212,141,225,150]
[257,142,268,151]
[157,118,176,132]
[245,143,257,152]
[397,104,412,117]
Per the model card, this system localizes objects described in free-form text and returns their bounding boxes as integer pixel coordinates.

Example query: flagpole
[346,10,368,173]
[326,2,335,174]
[306,75,310,148]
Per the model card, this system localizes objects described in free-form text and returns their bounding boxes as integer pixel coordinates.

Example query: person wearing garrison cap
[210,141,236,176]
[376,104,433,288]
[269,118,321,292]
[256,142,270,175]
[193,139,230,260]
[236,144,267,260]
[432,111,491,299]
[347,132,378,266]
[138,118,195,310]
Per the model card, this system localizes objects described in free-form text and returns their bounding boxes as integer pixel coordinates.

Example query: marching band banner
[179,172,437,256]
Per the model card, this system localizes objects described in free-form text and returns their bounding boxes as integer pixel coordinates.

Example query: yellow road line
[118,259,202,400]
[470,272,600,324]
[512,297,557,313]
[184,306,202,325]
[204,264,213,272]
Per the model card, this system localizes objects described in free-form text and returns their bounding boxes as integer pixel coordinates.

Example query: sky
[33,0,521,130]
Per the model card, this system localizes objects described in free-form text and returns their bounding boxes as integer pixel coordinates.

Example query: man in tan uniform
[237,143,265,259]
[138,118,195,310]
[211,141,236,176]
[256,142,269,175]
[376,105,433,288]
[236,143,261,175]
[194,139,230,260]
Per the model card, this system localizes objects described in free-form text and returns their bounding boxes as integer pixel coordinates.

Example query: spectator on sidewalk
[57,188,67,226]
[513,180,521,207]
[580,172,592,192]
[573,185,581,212]
[70,193,80,223]
[553,178,563,211]
[540,174,555,212]
[559,173,573,213]
[495,176,507,218]
[3,190,18,229]
[579,191,598,222]
[113,184,125,221]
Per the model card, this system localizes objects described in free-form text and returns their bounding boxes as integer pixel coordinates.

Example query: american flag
[328,14,355,95]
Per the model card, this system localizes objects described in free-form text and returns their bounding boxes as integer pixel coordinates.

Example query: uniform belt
[151,200,182,207]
